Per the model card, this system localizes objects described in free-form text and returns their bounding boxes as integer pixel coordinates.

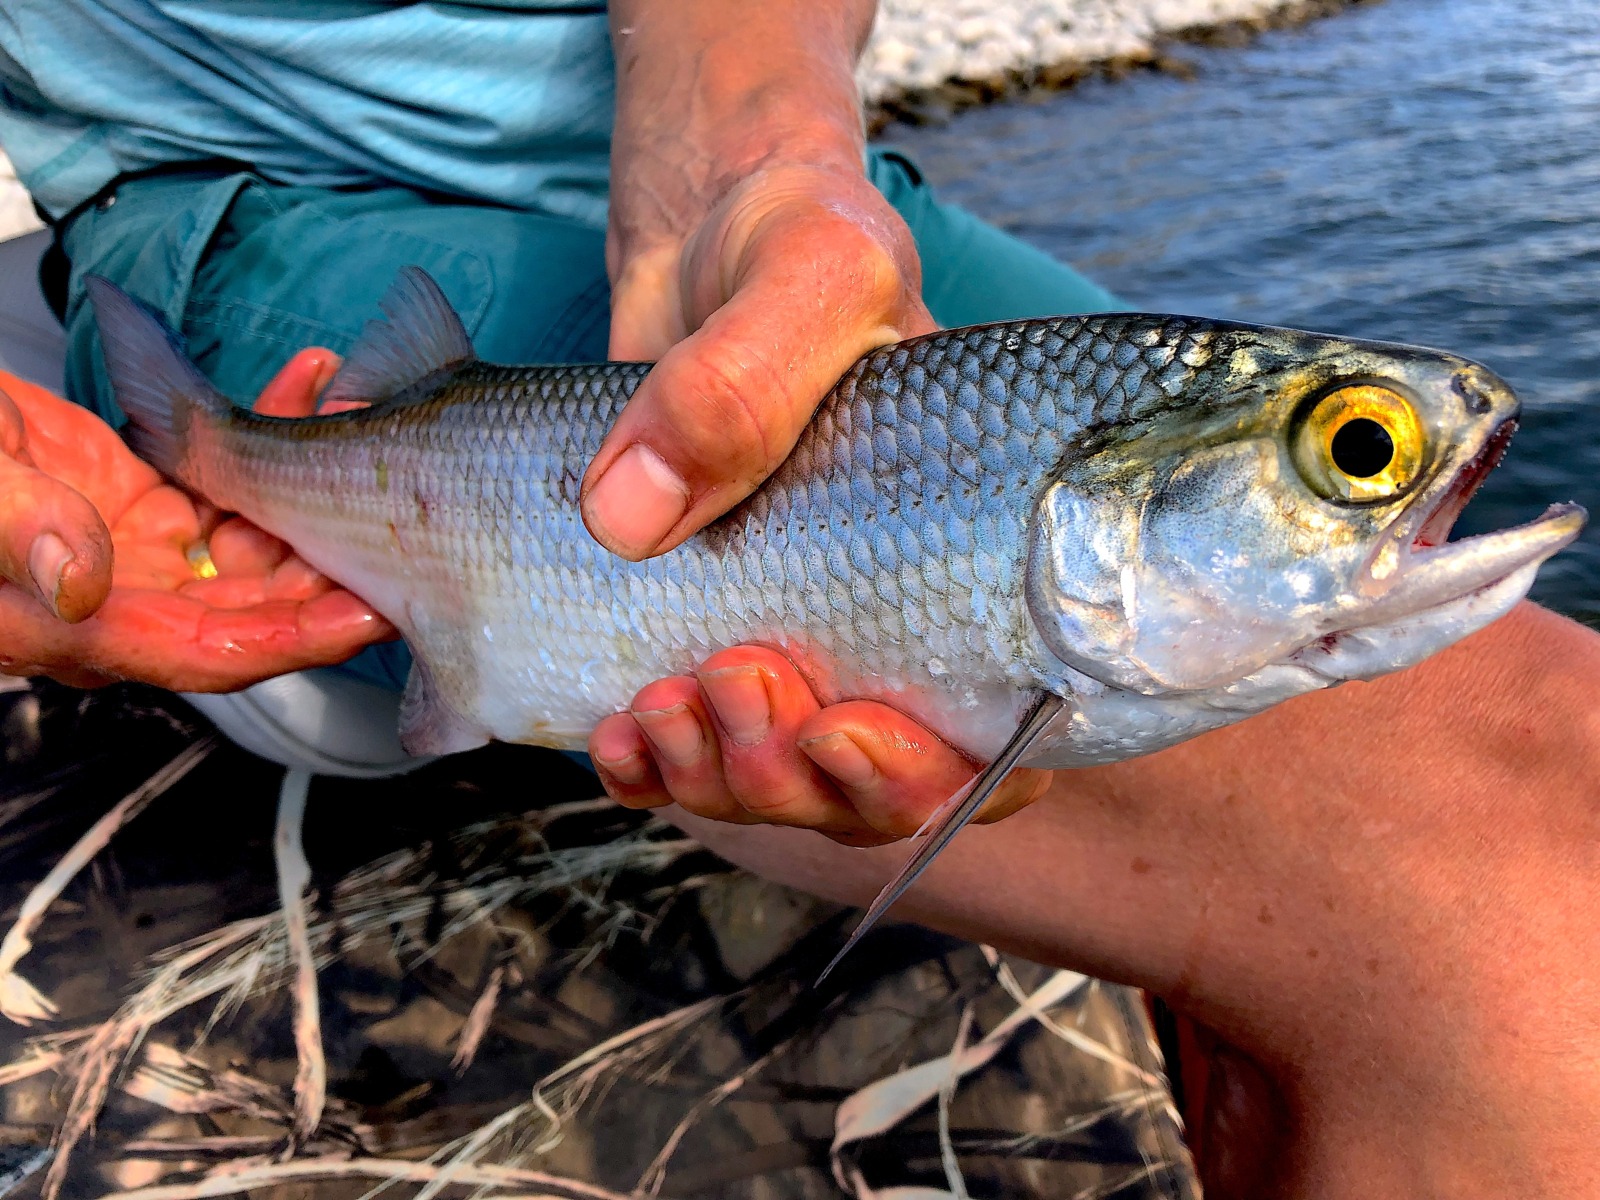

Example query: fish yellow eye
[1292,383,1425,503]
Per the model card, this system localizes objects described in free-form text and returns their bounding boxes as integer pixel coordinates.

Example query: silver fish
[89,270,1583,960]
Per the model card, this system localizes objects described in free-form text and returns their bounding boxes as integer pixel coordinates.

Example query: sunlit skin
[0,360,394,690]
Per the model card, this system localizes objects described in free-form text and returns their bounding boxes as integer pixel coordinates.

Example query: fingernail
[798,731,878,789]
[633,703,704,767]
[27,532,72,618]
[583,443,691,560]
[699,665,771,747]
[595,747,648,786]
[311,354,342,400]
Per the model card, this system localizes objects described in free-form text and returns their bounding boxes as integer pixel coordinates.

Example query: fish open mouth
[1295,417,1583,682]
[1411,419,1516,549]
[1358,417,1584,615]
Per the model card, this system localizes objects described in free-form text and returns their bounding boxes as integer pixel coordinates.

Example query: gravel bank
[860,0,1375,123]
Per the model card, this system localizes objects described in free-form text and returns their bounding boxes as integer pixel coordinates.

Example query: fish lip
[1349,411,1584,616]
[1362,418,1517,588]
[1409,418,1517,550]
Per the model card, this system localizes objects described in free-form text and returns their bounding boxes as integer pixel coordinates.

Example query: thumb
[0,395,112,622]
[254,348,343,417]
[582,203,933,561]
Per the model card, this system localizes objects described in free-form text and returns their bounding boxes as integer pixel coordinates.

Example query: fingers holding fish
[798,701,1055,839]
[251,348,343,418]
[592,648,909,845]
[586,168,935,561]
[627,676,756,825]
[694,647,876,838]
[590,712,671,809]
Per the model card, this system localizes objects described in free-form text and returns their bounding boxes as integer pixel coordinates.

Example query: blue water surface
[883,0,1600,622]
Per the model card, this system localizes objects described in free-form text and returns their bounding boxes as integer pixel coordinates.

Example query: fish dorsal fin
[320,266,475,409]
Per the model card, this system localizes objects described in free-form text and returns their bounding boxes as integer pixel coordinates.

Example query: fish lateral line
[816,690,1066,985]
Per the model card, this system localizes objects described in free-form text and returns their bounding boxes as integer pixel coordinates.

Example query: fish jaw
[1347,500,1584,628]
[1353,412,1586,620]
[1021,554,1559,770]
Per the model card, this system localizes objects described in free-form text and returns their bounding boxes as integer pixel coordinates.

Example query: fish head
[1025,323,1585,701]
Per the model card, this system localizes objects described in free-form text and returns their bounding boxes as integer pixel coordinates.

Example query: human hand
[0,356,394,690]
[589,646,1051,846]
[585,1,934,562]
[585,3,1042,843]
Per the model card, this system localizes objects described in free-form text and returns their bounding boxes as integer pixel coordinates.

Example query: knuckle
[813,212,913,319]
[731,771,828,827]
[667,350,790,481]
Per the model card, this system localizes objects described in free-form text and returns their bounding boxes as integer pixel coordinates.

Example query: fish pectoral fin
[816,691,1066,985]
[321,266,477,409]
[399,658,489,757]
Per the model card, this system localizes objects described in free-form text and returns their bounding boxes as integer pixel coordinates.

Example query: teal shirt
[0,1,616,225]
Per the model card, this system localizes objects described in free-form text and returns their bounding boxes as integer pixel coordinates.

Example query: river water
[882,0,1600,624]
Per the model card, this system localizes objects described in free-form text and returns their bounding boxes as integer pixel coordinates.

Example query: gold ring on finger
[185,540,218,581]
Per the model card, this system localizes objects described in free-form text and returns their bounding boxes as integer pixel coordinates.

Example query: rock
[860,0,1359,114]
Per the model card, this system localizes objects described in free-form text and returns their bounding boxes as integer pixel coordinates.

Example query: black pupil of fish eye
[1329,417,1395,478]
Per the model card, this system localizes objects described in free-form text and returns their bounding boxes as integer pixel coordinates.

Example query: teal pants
[58,148,1122,689]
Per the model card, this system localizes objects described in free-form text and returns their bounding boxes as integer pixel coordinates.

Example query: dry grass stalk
[409,993,733,1200]
[936,1004,975,1200]
[633,1033,791,1198]
[29,812,690,1199]
[0,1145,52,1197]
[451,962,505,1077]
[96,1154,636,1200]
[830,966,1093,1193]
[0,783,59,835]
[0,738,215,1026]
[122,1043,291,1128]
[980,948,1160,1088]
[1069,1162,1172,1200]
[0,1029,83,1086]
[272,769,325,1144]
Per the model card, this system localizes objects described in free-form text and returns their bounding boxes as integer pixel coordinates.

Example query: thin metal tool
[818,691,1066,983]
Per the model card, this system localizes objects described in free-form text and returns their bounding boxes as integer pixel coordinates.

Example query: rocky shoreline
[859,0,1379,128]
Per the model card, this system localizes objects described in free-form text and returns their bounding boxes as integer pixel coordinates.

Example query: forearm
[672,602,1600,1196]
[608,0,874,178]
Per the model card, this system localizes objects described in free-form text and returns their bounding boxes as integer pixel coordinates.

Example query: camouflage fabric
[0,680,1196,1200]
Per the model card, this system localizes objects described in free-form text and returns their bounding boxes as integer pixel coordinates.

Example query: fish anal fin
[321,267,476,409]
[399,658,489,757]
